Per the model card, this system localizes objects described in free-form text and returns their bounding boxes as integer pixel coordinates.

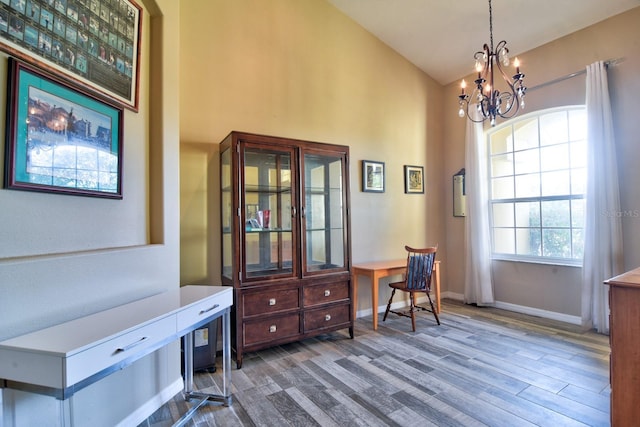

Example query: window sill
[491,255,583,268]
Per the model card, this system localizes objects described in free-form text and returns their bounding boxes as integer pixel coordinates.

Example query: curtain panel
[581,61,624,334]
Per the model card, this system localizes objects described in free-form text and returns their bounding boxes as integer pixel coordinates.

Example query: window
[488,107,586,265]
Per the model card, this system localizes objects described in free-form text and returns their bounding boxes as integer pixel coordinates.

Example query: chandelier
[457,0,526,126]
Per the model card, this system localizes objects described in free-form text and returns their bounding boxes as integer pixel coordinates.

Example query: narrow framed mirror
[453,168,466,217]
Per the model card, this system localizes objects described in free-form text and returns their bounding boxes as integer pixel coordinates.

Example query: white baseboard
[492,301,581,325]
[442,291,464,301]
[357,290,581,326]
[441,291,581,325]
[117,377,184,427]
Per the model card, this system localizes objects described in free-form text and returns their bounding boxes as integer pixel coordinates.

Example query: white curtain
[581,61,624,334]
[464,112,495,305]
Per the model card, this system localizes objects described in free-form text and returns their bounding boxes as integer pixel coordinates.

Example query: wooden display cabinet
[606,267,640,426]
[220,131,353,368]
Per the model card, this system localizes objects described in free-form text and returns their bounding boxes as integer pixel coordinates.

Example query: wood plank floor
[139,299,611,427]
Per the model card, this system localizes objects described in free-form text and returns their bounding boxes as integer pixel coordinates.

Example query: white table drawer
[177,292,231,332]
[65,315,175,387]
[0,348,65,389]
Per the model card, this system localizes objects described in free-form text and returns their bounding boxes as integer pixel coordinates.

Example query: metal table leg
[173,308,232,427]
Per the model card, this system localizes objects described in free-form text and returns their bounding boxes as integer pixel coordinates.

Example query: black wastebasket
[182,317,219,373]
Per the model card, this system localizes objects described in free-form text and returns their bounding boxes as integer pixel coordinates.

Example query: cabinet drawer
[66,315,175,387]
[303,281,349,307]
[304,304,350,332]
[243,313,300,346]
[243,288,300,317]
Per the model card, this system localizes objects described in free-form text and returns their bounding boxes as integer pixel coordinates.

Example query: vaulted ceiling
[327,0,640,85]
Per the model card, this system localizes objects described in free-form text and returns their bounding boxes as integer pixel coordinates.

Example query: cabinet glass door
[303,152,346,273]
[221,146,233,280]
[243,145,295,279]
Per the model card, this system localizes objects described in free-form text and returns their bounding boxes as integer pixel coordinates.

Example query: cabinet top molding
[606,267,640,289]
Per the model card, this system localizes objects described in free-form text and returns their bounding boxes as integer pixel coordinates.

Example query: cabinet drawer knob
[269,298,276,306]
[269,325,277,333]
[325,314,331,321]
[324,290,331,297]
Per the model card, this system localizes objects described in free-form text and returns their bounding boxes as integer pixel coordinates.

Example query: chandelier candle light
[458,0,526,126]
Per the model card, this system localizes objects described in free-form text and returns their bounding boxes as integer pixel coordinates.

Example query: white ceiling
[327,0,640,85]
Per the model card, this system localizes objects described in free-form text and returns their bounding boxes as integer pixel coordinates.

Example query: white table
[0,285,233,426]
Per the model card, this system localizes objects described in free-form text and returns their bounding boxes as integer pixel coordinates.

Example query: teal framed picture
[4,58,123,198]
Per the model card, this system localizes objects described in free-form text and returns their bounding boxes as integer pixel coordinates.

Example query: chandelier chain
[489,0,494,52]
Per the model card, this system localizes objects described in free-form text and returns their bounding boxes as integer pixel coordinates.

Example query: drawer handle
[199,304,220,315]
[115,336,149,353]
[325,314,331,321]
[324,290,331,297]
[269,325,277,333]
[269,298,276,306]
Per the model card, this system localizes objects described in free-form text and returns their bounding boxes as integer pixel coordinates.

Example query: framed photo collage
[0,0,141,110]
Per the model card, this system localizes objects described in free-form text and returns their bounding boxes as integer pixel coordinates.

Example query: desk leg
[174,334,207,427]
[59,396,72,427]
[183,332,194,395]
[371,272,380,330]
[434,264,441,314]
[221,307,232,403]
[175,310,233,427]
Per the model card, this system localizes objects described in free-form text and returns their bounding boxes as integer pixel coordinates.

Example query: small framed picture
[362,160,384,192]
[404,165,424,194]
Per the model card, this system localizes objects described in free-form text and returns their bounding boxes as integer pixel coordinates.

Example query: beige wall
[443,7,640,318]
[0,0,180,337]
[179,0,446,315]
[180,2,640,320]
[0,0,182,424]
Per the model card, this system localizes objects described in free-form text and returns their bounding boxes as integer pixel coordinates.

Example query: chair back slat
[404,246,437,291]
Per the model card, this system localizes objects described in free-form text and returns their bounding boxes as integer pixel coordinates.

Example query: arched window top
[487,106,586,265]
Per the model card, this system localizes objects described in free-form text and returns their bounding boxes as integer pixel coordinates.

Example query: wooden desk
[0,285,233,426]
[352,260,440,330]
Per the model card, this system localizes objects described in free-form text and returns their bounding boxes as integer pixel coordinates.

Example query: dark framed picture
[4,57,123,199]
[362,160,384,192]
[404,165,424,194]
[0,0,142,111]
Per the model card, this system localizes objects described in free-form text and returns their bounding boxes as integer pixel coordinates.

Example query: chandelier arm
[474,44,491,83]
[466,102,488,124]
[458,95,488,123]
[482,44,491,77]
[493,49,521,118]
[467,113,486,124]
[497,92,519,119]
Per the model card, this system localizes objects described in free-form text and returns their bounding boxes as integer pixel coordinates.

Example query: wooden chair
[383,246,440,331]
